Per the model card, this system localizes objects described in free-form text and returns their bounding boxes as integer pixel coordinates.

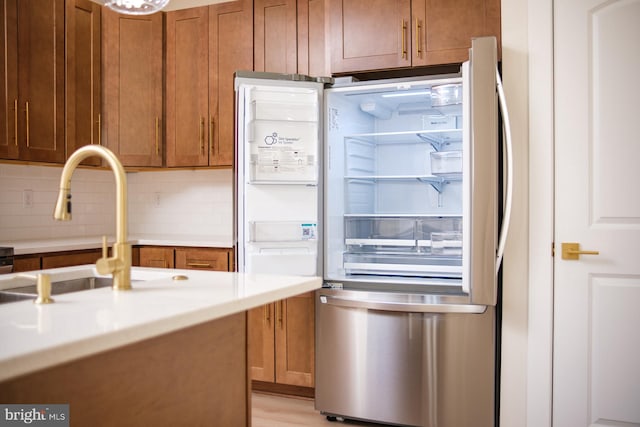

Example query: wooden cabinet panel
[254,0,297,73]
[297,0,328,77]
[329,0,411,73]
[7,0,66,163]
[165,7,209,167]
[13,255,40,273]
[248,304,276,382]
[66,0,101,166]
[139,247,175,269]
[250,292,315,391]
[209,0,253,167]
[275,292,315,387]
[0,0,18,160]
[329,0,501,73]
[412,0,501,67]
[42,249,101,269]
[175,247,230,271]
[102,9,163,167]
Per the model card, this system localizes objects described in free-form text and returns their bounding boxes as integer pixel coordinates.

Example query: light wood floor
[251,393,391,427]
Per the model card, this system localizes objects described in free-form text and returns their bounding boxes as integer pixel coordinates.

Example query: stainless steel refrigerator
[235,36,512,427]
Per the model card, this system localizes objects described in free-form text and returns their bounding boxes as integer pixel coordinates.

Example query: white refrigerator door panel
[236,74,323,277]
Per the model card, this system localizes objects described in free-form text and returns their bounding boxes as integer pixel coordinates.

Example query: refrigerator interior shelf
[344,175,461,193]
[345,238,416,247]
[345,129,462,145]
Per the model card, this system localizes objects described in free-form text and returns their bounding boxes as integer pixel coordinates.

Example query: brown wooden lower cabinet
[249,291,315,397]
[13,249,102,272]
[137,246,233,272]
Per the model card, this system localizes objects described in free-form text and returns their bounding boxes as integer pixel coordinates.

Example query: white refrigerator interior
[324,73,470,292]
[236,77,323,276]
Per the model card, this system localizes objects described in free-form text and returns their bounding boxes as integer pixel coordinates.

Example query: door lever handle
[561,242,600,260]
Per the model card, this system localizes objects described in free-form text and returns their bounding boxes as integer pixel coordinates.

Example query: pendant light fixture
[104,0,170,15]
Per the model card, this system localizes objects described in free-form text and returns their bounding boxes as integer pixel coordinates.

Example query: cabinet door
[208,0,253,167]
[66,0,101,166]
[13,255,41,273]
[139,247,175,269]
[254,0,297,73]
[165,7,209,167]
[17,0,65,163]
[175,248,230,271]
[42,250,102,269]
[412,0,501,66]
[275,292,315,387]
[248,304,276,382]
[102,9,163,167]
[297,0,328,77]
[0,0,18,160]
[329,0,411,73]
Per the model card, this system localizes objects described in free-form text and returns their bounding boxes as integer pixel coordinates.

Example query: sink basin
[0,291,34,304]
[0,267,177,304]
[4,276,116,296]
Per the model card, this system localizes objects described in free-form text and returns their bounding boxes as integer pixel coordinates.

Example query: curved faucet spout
[54,146,132,291]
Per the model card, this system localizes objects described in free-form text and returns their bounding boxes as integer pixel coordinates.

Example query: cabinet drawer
[139,247,175,269]
[175,248,230,271]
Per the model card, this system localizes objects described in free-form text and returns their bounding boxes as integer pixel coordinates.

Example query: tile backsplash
[0,164,233,242]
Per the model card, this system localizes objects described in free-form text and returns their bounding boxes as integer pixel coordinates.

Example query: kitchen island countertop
[0,266,321,382]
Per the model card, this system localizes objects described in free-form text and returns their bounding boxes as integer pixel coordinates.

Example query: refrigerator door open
[235,73,324,276]
[323,37,498,303]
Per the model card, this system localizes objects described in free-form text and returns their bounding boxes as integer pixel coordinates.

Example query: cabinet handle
[187,261,212,268]
[155,116,160,155]
[199,116,205,155]
[415,18,422,58]
[13,99,17,146]
[401,20,407,59]
[277,300,284,328]
[264,305,271,324]
[97,114,101,145]
[148,259,167,268]
[209,116,214,156]
[25,101,29,147]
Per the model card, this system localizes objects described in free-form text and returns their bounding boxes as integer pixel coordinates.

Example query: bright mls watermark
[0,405,68,426]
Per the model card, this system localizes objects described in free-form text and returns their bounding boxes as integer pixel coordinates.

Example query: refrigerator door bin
[249,87,318,122]
[247,120,318,183]
[246,243,317,276]
[430,150,462,176]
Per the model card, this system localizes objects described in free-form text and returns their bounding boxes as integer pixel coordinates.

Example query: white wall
[0,164,233,242]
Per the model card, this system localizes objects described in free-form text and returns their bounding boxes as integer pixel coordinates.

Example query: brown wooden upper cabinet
[0,0,65,163]
[102,8,163,167]
[66,0,102,166]
[329,0,501,73]
[254,0,328,76]
[165,0,252,168]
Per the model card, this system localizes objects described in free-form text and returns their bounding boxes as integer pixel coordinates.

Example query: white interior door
[554,0,640,426]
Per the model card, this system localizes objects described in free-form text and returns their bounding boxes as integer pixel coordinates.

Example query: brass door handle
[400,20,407,59]
[561,242,600,260]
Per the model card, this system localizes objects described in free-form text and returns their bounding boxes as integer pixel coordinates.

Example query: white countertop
[2,235,234,255]
[0,265,321,383]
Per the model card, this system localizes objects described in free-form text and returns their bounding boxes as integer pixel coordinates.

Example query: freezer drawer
[315,289,495,427]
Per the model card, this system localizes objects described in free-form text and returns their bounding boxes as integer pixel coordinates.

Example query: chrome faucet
[54,146,132,291]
